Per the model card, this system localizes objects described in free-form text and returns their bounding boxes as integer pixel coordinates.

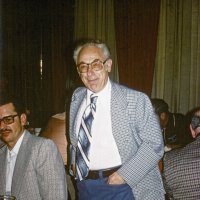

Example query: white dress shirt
[76,79,122,170]
[6,131,25,194]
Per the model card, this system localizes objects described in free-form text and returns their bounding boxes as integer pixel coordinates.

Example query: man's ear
[20,113,27,126]
[105,59,112,72]
[77,67,81,76]
[190,124,196,138]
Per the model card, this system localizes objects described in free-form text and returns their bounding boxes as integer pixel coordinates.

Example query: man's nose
[86,65,94,75]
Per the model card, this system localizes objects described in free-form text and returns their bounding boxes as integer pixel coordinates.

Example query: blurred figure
[163,106,200,199]
[40,112,67,165]
[0,93,68,199]
[151,98,186,151]
[40,112,76,200]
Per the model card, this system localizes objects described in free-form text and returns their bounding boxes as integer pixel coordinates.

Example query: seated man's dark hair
[0,92,26,115]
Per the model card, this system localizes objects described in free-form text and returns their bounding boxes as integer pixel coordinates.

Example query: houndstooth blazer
[69,81,165,200]
[0,130,68,200]
[163,136,200,199]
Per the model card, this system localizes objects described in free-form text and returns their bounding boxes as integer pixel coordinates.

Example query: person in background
[151,98,186,151]
[163,106,200,199]
[69,39,165,200]
[40,112,76,200]
[0,93,68,199]
[40,112,68,166]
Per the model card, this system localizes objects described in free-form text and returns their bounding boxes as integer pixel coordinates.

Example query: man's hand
[107,172,125,185]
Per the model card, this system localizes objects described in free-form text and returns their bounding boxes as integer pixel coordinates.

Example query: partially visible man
[40,112,76,200]
[163,107,200,199]
[69,39,165,200]
[151,98,187,151]
[0,93,68,199]
[40,112,68,165]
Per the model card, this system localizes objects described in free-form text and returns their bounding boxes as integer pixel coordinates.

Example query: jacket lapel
[11,131,32,197]
[0,146,7,194]
[70,88,87,147]
[111,82,129,161]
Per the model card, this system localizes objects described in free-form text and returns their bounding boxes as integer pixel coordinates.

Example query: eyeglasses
[77,58,109,73]
[0,114,18,125]
[191,115,200,130]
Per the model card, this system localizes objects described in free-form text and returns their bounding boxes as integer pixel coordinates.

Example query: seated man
[151,98,186,151]
[0,93,68,199]
[163,106,200,199]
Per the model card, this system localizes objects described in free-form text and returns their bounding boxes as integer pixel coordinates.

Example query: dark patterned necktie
[76,94,98,181]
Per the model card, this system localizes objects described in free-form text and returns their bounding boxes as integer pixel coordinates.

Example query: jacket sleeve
[118,92,164,188]
[35,139,68,200]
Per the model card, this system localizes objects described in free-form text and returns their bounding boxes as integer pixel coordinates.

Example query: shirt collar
[7,130,25,157]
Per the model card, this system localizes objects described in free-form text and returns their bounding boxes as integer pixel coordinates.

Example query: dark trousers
[76,177,134,200]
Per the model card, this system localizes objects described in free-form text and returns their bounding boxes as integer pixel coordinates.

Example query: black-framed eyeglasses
[0,114,18,125]
[77,58,109,73]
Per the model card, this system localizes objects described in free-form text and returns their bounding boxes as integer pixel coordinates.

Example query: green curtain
[152,0,200,114]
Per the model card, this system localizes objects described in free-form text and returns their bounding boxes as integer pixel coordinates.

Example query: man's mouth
[88,78,98,83]
[0,130,11,137]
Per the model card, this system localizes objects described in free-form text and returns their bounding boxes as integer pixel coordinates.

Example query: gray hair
[73,40,111,64]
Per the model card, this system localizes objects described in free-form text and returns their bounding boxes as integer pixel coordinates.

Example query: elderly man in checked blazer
[69,39,165,200]
[163,107,200,199]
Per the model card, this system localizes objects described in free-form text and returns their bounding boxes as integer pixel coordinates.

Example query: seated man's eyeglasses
[77,58,109,73]
[0,115,18,125]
